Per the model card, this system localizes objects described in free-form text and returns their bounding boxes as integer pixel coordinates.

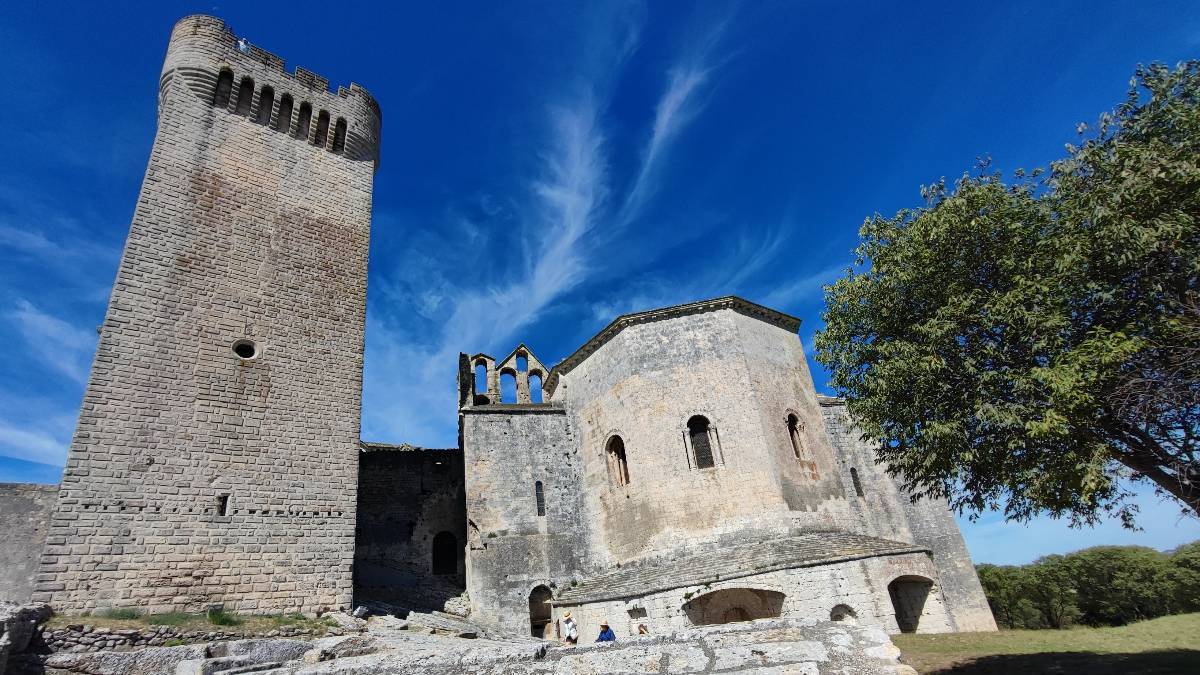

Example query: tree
[1024,555,1080,629]
[1066,546,1174,625]
[815,62,1200,524]
[976,564,1041,629]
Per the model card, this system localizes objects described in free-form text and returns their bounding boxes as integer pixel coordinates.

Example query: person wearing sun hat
[562,611,579,644]
[595,619,616,642]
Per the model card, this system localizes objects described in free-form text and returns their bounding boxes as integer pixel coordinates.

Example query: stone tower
[33,15,381,615]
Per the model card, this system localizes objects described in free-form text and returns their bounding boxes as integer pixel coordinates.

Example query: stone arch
[255,86,274,125]
[888,575,934,633]
[212,68,233,108]
[683,588,784,626]
[499,369,517,403]
[431,531,457,576]
[295,102,312,140]
[275,94,294,133]
[234,76,255,115]
[332,117,348,153]
[528,585,553,638]
[314,109,331,148]
[830,604,857,623]
[528,370,544,403]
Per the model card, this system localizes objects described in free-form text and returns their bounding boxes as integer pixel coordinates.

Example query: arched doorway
[431,531,457,576]
[528,585,553,638]
[888,576,933,633]
[683,588,785,626]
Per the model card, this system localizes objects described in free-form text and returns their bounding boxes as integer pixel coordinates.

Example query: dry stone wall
[33,15,379,616]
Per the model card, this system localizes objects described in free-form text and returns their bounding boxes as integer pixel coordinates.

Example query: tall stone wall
[34,15,379,615]
[0,483,58,602]
[819,400,997,632]
[460,407,588,634]
[354,444,466,611]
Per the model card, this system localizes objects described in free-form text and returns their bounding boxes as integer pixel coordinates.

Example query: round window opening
[232,339,258,360]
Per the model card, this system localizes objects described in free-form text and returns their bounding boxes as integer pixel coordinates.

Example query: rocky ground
[3,602,915,674]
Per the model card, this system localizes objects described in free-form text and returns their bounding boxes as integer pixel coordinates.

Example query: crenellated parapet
[160,14,381,169]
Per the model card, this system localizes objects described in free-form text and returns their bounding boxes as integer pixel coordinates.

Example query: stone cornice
[545,296,801,397]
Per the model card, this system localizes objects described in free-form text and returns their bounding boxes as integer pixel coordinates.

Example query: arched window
[534,481,546,516]
[474,362,488,397]
[255,86,274,125]
[234,76,255,115]
[787,413,805,459]
[314,110,330,148]
[295,102,312,140]
[332,118,347,154]
[850,468,864,497]
[431,531,457,575]
[274,94,294,133]
[607,435,630,486]
[500,370,517,403]
[516,354,528,371]
[529,373,543,404]
[688,415,715,469]
[212,69,233,108]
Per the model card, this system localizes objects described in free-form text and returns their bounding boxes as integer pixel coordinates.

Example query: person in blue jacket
[595,620,616,642]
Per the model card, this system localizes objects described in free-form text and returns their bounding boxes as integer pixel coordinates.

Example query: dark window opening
[234,76,254,115]
[607,435,630,486]
[529,373,543,404]
[332,118,347,154]
[889,576,933,633]
[787,413,804,459]
[431,531,457,575]
[534,481,545,516]
[851,468,864,497]
[232,339,257,359]
[314,110,330,147]
[275,95,294,133]
[217,494,230,516]
[688,415,715,469]
[255,86,274,125]
[295,102,312,140]
[212,69,233,108]
[500,370,517,403]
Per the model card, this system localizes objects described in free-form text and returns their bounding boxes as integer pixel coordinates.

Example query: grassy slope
[893,613,1200,674]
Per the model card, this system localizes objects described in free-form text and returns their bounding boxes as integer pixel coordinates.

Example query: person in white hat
[562,611,579,644]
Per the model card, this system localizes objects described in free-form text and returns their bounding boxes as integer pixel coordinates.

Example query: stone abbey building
[15,15,995,642]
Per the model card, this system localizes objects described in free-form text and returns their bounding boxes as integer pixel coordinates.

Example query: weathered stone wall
[34,15,379,615]
[556,306,855,565]
[460,407,588,634]
[820,400,997,632]
[354,444,466,610]
[553,552,951,640]
[0,484,57,602]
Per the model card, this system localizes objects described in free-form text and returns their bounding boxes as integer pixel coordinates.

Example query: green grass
[205,608,243,626]
[146,612,192,626]
[894,613,1200,674]
[96,607,143,620]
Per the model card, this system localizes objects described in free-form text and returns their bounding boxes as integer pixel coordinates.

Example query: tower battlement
[162,15,381,168]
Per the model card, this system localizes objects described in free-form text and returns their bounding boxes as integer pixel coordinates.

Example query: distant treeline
[976,542,1200,629]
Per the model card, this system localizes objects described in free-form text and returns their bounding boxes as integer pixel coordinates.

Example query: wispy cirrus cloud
[362,7,735,446]
[9,299,97,385]
[0,417,72,466]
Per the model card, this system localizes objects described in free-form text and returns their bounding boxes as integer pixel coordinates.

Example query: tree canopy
[815,62,1199,524]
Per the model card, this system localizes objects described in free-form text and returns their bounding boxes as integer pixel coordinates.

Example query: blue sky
[1,1,1197,564]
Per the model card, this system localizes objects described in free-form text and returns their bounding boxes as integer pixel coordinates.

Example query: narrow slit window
[534,481,546,517]
[787,413,804,459]
[332,118,347,154]
[212,69,233,108]
[275,95,294,133]
[217,494,230,516]
[295,102,312,140]
[688,415,715,469]
[234,76,254,115]
[256,86,274,125]
[474,362,488,397]
[529,373,543,404]
[607,436,630,486]
[851,468,864,497]
[314,110,330,147]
